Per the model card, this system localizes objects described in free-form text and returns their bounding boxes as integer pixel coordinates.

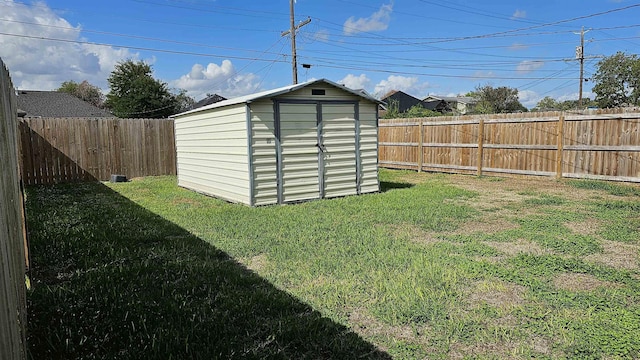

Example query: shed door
[279,103,320,203]
[320,104,357,198]
[277,102,358,204]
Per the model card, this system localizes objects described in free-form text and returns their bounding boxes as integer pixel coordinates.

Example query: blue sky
[1,0,639,108]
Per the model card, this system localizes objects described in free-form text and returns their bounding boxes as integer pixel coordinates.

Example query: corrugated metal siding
[249,100,278,206]
[174,104,250,204]
[359,102,380,194]
[321,104,358,198]
[279,103,320,203]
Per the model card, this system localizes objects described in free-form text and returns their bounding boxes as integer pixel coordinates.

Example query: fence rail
[0,58,27,360]
[19,117,176,185]
[379,109,640,182]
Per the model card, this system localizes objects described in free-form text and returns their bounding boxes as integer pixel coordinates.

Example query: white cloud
[512,10,526,19]
[337,74,371,90]
[170,60,261,100]
[313,29,330,42]
[557,91,595,102]
[373,75,429,98]
[343,3,393,35]
[516,60,544,74]
[509,43,528,51]
[517,89,541,108]
[0,0,138,91]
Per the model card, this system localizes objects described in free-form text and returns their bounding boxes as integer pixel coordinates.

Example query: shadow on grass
[380,180,414,192]
[25,182,390,359]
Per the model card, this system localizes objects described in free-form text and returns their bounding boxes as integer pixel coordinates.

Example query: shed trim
[316,102,324,198]
[354,102,362,195]
[273,100,283,204]
[245,104,255,206]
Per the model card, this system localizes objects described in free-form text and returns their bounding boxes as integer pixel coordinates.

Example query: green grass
[26,169,640,359]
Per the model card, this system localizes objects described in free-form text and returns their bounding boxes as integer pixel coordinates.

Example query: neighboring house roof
[16,90,114,118]
[174,79,383,117]
[424,95,478,104]
[380,90,423,113]
[189,93,227,110]
[381,90,450,113]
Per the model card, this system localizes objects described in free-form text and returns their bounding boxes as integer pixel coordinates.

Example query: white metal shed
[172,79,381,206]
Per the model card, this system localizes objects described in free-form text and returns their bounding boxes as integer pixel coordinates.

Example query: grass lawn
[26,169,640,359]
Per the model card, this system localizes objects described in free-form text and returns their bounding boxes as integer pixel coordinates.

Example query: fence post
[417,121,423,172]
[477,118,484,176]
[556,112,565,179]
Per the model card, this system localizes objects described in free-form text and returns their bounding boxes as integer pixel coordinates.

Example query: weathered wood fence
[380,109,640,182]
[19,117,177,185]
[0,58,27,360]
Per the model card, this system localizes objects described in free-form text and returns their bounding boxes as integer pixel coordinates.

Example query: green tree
[532,96,559,111]
[174,89,195,113]
[592,52,640,108]
[105,60,180,118]
[57,80,104,108]
[472,85,527,114]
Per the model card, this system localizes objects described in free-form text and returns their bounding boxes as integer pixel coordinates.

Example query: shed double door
[278,102,358,203]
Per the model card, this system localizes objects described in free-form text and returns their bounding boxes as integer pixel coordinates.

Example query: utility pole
[282,0,311,84]
[575,27,590,109]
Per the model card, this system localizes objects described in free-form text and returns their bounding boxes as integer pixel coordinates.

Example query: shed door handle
[316,143,326,152]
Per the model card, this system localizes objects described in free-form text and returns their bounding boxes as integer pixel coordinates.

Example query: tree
[532,96,559,111]
[174,89,195,113]
[105,60,181,118]
[472,85,527,114]
[592,52,640,108]
[57,80,104,108]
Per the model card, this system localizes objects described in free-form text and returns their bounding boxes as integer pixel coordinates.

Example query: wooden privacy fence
[0,58,27,360]
[19,117,177,185]
[379,109,640,182]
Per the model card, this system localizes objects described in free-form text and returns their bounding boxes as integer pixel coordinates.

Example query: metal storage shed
[172,78,381,206]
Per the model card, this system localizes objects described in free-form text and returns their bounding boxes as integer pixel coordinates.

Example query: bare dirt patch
[485,238,553,257]
[553,273,622,291]
[467,280,526,310]
[584,240,639,271]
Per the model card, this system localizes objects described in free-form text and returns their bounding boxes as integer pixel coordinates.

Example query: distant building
[16,90,114,118]
[380,90,449,115]
[423,95,478,115]
[189,94,227,110]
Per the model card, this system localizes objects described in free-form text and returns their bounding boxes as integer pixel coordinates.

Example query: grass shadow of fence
[25,181,390,359]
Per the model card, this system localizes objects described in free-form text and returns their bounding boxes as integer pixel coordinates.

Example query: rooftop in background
[189,93,227,110]
[16,90,114,118]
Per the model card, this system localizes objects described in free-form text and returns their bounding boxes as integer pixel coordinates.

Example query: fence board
[0,58,27,360]
[19,117,176,185]
[380,109,640,182]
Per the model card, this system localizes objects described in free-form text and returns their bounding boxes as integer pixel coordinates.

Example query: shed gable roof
[173,78,382,117]
[16,90,114,118]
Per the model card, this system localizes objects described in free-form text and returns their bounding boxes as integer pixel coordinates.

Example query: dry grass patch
[348,308,432,351]
[453,216,519,235]
[485,238,554,257]
[584,240,639,270]
[564,218,601,236]
[386,223,444,246]
[241,253,269,272]
[467,279,527,310]
[553,273,623,292]
[449,340,520,359]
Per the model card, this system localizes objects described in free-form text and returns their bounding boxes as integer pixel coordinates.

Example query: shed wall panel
[249,100,278,205]
[358,102,380,193]
[280,103,320,203]
[278,84,363,102]
[174,103,250,204]
[321,104,358,198]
